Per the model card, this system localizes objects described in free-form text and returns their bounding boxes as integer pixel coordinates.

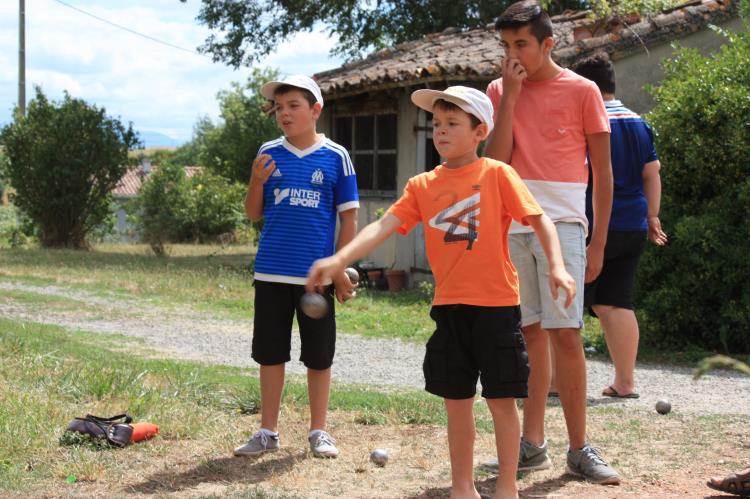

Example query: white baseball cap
[411,86,494,137]
[260,75,324,107]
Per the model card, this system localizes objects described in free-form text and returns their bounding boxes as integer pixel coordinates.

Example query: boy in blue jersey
[571,52,667,399]
[234,75,359,459]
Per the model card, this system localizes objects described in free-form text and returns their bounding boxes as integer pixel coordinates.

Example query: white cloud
[0,0,345,143]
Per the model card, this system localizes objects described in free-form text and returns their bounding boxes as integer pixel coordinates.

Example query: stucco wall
[614,17,743,112]
[319,105,399,270]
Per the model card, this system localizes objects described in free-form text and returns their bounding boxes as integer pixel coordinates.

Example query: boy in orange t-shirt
[307,86,575,499]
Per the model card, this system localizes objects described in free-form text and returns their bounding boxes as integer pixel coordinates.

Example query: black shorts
[584,230,647,314]
[423,305,529,400]
[251,280,336,370]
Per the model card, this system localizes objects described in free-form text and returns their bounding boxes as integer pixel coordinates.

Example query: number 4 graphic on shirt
[428,193,480,250]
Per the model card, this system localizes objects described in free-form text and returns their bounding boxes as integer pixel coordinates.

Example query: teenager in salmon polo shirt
[484,0,619,486]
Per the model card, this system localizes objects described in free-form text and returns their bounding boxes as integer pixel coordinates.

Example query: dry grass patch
[9,405,745,499]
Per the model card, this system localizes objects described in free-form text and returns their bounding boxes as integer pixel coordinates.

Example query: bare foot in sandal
[601,385,639,399]
[707,467,750,497]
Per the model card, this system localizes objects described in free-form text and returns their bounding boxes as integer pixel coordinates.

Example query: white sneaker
[233,430,280,457]
[309,430,339,458]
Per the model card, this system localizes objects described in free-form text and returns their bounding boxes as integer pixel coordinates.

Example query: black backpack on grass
[64,414,134,447]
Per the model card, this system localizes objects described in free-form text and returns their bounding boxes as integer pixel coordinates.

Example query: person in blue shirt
[572,52,667,399]
[234,75,359,459]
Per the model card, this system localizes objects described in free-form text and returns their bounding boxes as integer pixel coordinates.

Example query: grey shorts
[509,222,586,330]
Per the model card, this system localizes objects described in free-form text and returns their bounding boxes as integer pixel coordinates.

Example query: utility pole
[18,0,26,117]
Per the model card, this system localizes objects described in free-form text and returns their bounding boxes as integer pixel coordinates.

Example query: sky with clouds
[0,0,345,144]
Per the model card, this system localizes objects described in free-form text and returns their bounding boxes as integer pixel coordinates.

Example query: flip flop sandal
[707,469,750,496]
[602,385,640,399]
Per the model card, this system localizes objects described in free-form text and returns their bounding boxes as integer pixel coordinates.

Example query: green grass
[0,244,611,348]
[1,318,745,497]
[0,244,440,342]
[0,316,450,493]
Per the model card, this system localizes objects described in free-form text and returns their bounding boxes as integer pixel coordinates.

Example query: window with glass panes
[333,114,397,194]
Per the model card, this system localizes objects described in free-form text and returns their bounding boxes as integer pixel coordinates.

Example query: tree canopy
[192,68,279,184]
[190,0,595,67]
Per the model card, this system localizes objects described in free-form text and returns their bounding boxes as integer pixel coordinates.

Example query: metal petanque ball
[655,399,672,415]
[370,448,389,467]
[300,292,329,319]
[344,267,360,286]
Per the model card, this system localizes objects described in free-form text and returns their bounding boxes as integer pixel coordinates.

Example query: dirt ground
[14,404,748,499]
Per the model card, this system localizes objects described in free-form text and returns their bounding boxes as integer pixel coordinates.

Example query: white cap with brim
[411,86,494,137]
[260,75,324,107]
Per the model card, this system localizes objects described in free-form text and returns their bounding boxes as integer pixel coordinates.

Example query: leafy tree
[189,0,674,66]
[192,68,279,184]
[0,88,138,249]
[638,10,750,354]
[139,142,201,169]
[133,163,246,254]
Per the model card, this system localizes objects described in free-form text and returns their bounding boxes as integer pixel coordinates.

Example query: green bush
[132,164,246,254]
[0,88,138,249]
[639,14,750,353]
[0,150,8,196]
[0,205,37,248]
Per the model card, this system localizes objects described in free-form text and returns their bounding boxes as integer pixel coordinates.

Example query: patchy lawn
[1,317,746,498]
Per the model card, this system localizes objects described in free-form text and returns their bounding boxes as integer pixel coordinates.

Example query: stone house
[313,0,739,283]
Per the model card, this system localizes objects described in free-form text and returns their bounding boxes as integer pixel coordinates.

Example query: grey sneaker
[566,444,621,485]
[233,431,280,457]
[309,430,339,458]
[518,438,553,472]
[478,439,552,473]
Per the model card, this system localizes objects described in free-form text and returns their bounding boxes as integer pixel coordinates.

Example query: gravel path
[1,281,748,416]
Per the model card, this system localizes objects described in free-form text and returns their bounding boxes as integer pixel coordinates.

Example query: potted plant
[386,268,406,292]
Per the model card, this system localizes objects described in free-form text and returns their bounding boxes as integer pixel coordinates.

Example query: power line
[50,0,212,59]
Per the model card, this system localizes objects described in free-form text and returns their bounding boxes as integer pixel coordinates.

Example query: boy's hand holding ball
[307,256,356,304]
[250,154,276,185]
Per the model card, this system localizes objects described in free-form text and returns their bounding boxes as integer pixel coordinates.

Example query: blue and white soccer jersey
[606,100,658,231]
[586,100,658,231]
[254,136,359,284]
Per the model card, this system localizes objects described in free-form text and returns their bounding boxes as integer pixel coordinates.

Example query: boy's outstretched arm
[525,213,577,308]
[307,214,402,294]
[586,131,613,283]
[244,154,275,221]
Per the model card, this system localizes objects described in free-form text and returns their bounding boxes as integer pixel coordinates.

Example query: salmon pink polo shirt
[486,69,610,235]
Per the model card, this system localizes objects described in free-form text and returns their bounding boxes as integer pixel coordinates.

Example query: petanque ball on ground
[655,399,672,415]
[300,292,328,319]
[344,267,360,285]
[370,448,389,466]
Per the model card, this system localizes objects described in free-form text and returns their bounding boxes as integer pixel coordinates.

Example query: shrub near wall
[133,164,246,254]
[639,16,750,354]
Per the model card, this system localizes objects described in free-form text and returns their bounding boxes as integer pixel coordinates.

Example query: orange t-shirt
[388,157,543,306]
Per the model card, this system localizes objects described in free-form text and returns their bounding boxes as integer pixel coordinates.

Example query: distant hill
[137,130,182,148]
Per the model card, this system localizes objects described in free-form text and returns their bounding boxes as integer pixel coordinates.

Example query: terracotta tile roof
[113,165,204,197]
[315,0,737,98]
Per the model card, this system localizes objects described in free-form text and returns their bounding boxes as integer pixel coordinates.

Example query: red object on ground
[130,422,159,442]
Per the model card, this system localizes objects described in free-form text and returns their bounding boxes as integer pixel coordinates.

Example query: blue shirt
[254,136,359,284]
[587,100,658,231]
